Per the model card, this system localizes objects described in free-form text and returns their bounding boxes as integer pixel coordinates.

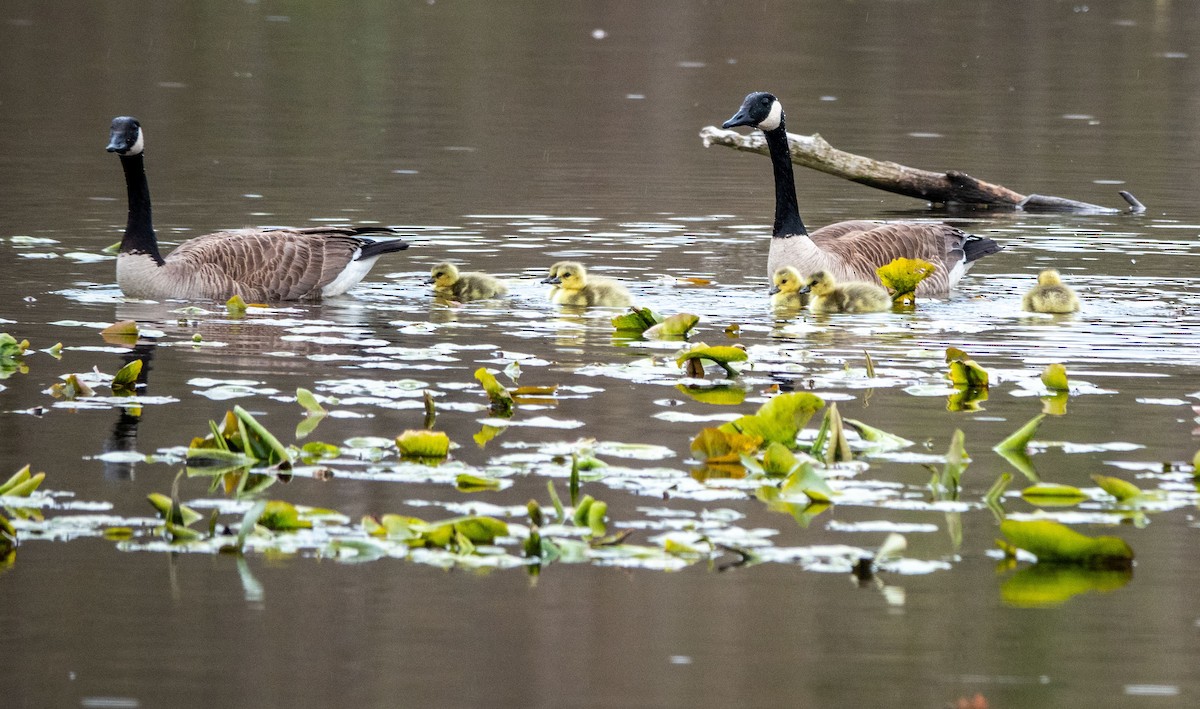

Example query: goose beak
[722,108,755,129]
[105,134,126,153]
[767,286,781,295]
[541,276,562,285]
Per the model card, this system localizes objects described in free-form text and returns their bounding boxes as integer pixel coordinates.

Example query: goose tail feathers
[963,234,1002,263]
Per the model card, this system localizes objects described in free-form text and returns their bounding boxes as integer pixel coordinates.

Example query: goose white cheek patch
[127,129,145,155]
[758,100,783,131]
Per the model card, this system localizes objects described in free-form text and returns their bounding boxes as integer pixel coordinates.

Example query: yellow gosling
[1022,269,1080,313]
[544,261,632,308]
[540,261,571,299]
[428,262,507,302]
[768,266,808,309]
[801,270,891,314]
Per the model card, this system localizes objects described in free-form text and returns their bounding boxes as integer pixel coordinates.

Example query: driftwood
[700,126,1144,214]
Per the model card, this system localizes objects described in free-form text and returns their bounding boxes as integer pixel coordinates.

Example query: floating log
[699,126,1144,214]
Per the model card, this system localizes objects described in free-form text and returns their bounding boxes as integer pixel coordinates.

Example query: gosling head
[550,261,588,290]
[540,261,570,285]
[106,116,144,156]
[768,266,803,296]
[428,262,460,288]
[799,271,835,296]
[722,91,784,133]
[1037,269,1064,286]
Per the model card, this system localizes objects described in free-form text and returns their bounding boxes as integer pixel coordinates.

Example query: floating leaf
[0,465,32,496]
[675,343,748,377]
[226,294,248,316]
[234,500,268,553]
[473,423,506,447]
[690,427,762,464]
[233,406,292,468]
[938,429,969,496]
[761,442,800,476]
[456,473,502,492]
[1,471,45,498]
[842,418,913,451]
[475,367,514,416]
[0,333,30,359]
[611,307,663,333]
[947,357,989,388]
[780,459,836,503]
[1091,475,1142,502]
[999,519,1134,568]
[644,313,699,339]
[994,414,1045,453]
[396,430,450,460]
[147,492,202,526]
[1041,363,1069,392]
[298,441,340,462]
[720,392,824,447]
[1021,483,1086,506]
[984,472,1013,521]
[101,320,139,338]
[257,500,313,531]
[110,359,143,395]
[876,257,935,306]
[50,373,95,401]
[296,387,326,415]
[814,402,852,464]
[586,500,608,537]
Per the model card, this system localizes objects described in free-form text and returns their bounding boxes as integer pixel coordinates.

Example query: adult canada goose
[721,92,1001,296]
[105,116,408,301]
[427,262,508,301]
[798,270,892,314]
[1022,269,1080,313]
[767,266,808,309]
[540,261,632,307]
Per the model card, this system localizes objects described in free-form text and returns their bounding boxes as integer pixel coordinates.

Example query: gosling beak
[722,108,756,130]
[767,286,781,295]
[424,277,435,285]
[541,276,562,285]
[798,285,812,295]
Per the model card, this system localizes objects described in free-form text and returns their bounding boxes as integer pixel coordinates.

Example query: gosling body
[721,92,1001,295]
[428,262,507,301]
[768,266,808,309]
[542,261,632,308]
[801,270,892,314]
[105,116,407,301]
[1022,269,1079,313]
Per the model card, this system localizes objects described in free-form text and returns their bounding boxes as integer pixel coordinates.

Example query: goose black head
[107,116,144,156]
[722,92,784,132]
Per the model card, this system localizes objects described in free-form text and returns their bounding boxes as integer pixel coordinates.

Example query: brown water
[3,2,1200,707]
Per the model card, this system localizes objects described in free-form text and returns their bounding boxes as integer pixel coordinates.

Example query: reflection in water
[100,340,156,480]
[1000,563,1134,608]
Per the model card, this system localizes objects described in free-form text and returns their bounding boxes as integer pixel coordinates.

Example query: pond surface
[3,1,1200,707]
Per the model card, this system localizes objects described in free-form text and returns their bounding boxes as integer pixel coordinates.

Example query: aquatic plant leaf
[675,344,748,377]
[296,388,326,415]
[0,514,17,545]
[1,471,45,498]
[720,392,824,447]
[473,423,506,447]
[1091,475,1142,502]
[475,367,514,416]
[110,359,142,395]
[756,486,831,527]
[999,519,1134,567]
[50,373,95,400]
[675,383,746,406]
[643,313,699,339]
[101,320,139,338]
[299,441,340,461]
[842,418,913,451]
[815,402,852,464]
[995,446,1039,483]
[690,427,762,464]
[611,307,663,333]
[1021,484,1086,506]
[947,386,987,412]
[257,500,313,531]
[165,520,204,541]
[1000,564,1133,608]
[876,257,935,304]
[456,473,502,492]
[420,516,509,548]
[586,500,608,537]
[761,442,799,476]
[0,333,30,359]
[547,481,565,523]
[233,405,292,468]
[984,473,1012,521]
[573,495,595,526]
[1041,363,1069,391]
[994,414,1045,453]
[780,460,836,503]
[395,430,450,460]
[294,412,326,439]
[947,358,989,388]
[235,499,268,553]
[863,351,876,378]
[147,492,202,526]
[225,295,247,316]
[875,533,908,563]
[939,429,969,495]
[0,465,32,496]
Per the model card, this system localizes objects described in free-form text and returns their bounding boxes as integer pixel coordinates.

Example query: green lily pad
[1041,363,1069,391]
[611,307,663,333]
[396,430,450,460]
[456,473,503,492]
[147,492,203,526]
[111,359,142,395]
[876,257,935,306]
[842,418,913,451]
[719,392,824,447]
[690,427,762,464]
[1091,475,1141,502]
[676,344,748,377]
[258,500,313,531]
[296,387,326,415]
[761,442,800,476]
[999,519,1134,568]
[644,313,699,339]
[50,373,94,400]
[475,367,514,416]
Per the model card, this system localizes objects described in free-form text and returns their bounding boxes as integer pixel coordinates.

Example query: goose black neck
[763,125,807,237]
[118,153,164,265]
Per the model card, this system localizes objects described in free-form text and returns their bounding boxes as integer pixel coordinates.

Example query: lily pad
[690,428,762,463]
[676,344,748,377]
[876,257,935,306]
[396,430,450,460]
[111,359,143,395]
[999,519,1134,568]
[1041,363,1069,392]
[644,313,700,340]
[475,368,514,416]
[611,307,663,333]
[257,500,313,531]
[1090,475,1142,502]
[720,392,824,448]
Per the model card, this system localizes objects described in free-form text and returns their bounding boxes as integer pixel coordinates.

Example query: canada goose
[427,262,508,301]
[799,270,892,314]
[767,266,808,309]
[541,261,632,307]
[105,116,408,301]
[1022,269,1080,313]
[721,92,1001,295]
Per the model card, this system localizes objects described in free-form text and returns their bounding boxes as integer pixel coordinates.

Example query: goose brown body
[106,116,407,302]
[1022,269,1080,313]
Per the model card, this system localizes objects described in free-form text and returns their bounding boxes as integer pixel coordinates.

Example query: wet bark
[700,126,1144,214]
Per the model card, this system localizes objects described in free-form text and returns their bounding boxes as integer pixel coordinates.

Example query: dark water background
[3,1,1200,707]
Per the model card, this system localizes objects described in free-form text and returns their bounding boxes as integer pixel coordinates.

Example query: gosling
[768,266,809,309]
[800,270,892,314]
[543,261,570,298]
[1022,269,1080,314]
[541,261,632,307]
[428,262,507,302]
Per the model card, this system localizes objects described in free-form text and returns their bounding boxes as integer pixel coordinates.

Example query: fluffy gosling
[1022,269,1079,313]
[428,262,507,302]
[541,261,632,308]
[800,270,892,314]
[768,266,810,309]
